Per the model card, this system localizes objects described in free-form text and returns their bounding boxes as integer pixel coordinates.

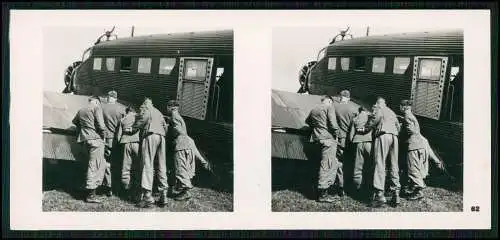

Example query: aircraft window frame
[93,58,102,71]
[106,58,115,71]
[120,57,132,72]
[327,57,337,71]
[371,57,386,73]
[340,57,350,71]
[137,58,152,74]
[393,57,411,74]
[159,58,177,75]
[418,58,442,81]
[183,59,208,81]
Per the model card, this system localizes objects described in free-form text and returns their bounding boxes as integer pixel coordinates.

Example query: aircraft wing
[271,89,321,161]
[271,89,362,161]
[43,91,128,161]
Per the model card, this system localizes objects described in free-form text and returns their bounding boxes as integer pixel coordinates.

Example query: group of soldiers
[72,90,211,208]
[306,90,444,208]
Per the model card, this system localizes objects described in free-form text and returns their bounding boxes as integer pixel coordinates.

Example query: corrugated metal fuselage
[307,30,463,169]
[70,30,234,176]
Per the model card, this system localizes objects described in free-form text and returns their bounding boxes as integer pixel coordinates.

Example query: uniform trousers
[373,134,400,192]
[140,134,168,192]
[84,139,107,190]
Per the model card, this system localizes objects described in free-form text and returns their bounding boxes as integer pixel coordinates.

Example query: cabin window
[372,57,386,73]
[159,58,176,75]
[353,56,366,71]
[184,59,208,81]
[418,59,441,81]
[93,58,102,71]
[120,57,132,72]
[327,57,337,70]
[137,58,152,74]
[393,57,411,74]
[106,58,115,71]
[340,57,350,71]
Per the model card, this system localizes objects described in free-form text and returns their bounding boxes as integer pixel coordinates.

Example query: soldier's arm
[172,115,188,135]
[348,121,356,142]
[94,107,108,138]
[130,109,150,133]
[327,106,339,136]
[305,112,313,127]
[72,113,80,128]
[365,110,382,130]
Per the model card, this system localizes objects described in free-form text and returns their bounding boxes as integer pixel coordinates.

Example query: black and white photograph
[271,26,464,212]
[8,10,492,231]
[42,26,234,212]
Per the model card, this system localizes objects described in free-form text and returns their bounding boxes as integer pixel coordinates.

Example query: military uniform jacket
[169,110,196,151]
[334,101,358,139]
[133,105,168,138]
[116,112,140,144]
[349,110,373,143]
[101,103,126,139]
[403,110,425,150]
[305,104,339,143]
[366,106,401,138]
[72,105,108,143]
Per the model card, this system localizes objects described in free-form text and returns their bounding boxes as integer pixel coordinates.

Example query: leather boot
[370,190,386,208]
[136,190,155,208]
[408,188,424,200]
[391,190,401,207]
[85,189,102,203]
[174,188,192,201]
[158,190,168,207]
[317,188,335,203]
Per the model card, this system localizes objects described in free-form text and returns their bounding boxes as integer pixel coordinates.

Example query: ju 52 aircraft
[44,27,234,189]
[272,27,463,184]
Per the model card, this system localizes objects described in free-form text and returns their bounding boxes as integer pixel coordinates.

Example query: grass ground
[43,160,233,212]
[272,158,463,212]
[43,187,233,212]
[272,187,462,212]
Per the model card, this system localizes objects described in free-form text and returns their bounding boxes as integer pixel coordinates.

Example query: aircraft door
[410,56,448,120]
[176,57,214,120]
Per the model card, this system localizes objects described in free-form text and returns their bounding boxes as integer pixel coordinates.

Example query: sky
[42,25,228,92]
[272,25,462,93]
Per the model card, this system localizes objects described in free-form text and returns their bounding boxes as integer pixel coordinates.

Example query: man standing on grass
[115,106,141,202]
[366,97,401,208]
[333,89,359,197]
[305,95,340,203]
[399,100,444,200]
[348,106,373,200]
[101,90,126,197]
[72,96,109,203]
[166,100,212,201]
[129,98,169,208]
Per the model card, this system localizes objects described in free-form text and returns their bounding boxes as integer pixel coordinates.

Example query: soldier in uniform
[101,90,126,196]
[166,100,212,201]
[348,106,373,199]
[305,95,340,203]
[366,97,401,207]
[400,100,433,200]
[115,106,141,201]
[129,98,169,208]
[72,96,109,203]
[333,89,359,196]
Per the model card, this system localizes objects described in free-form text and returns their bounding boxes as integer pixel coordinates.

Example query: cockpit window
[317,47,327,61]
[82,48,92,62]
